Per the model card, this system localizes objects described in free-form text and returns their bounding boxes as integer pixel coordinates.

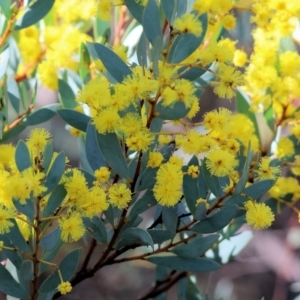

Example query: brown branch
[138,271,189,300]
[79,239,97,272]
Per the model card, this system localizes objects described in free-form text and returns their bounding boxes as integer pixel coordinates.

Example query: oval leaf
[116,228,154,249]
[15,140,31,172]
[97,132,129,179]
[15,0,55,30]
[39,228,61,251]
[39,248,81,293]
[0,263,29,298]
[87,42,132,83]
[57,109,91,132]
[43,184,67,218]
[6,77,20,113]
[58,79,77,109]
[85,122,106,171]
[147,255,220,272]
[25,103,60,125]
[191,205,238,233]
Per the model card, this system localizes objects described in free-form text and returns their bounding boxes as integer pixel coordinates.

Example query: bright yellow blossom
[245,201,275,230]
[147,152,164,168]
[255,157,281,180]
[94,167,110,183]
[276,137,294,159]
[27,128,52,158]
[187,165,199,178]
[206,149,237,177]
[57,281,72,295]
[0,206,16,234]
[58,213,85,242]
[108,183,131,209]
[174,13,203,37]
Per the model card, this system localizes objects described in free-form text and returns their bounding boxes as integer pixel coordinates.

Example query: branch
[138,271,189,300]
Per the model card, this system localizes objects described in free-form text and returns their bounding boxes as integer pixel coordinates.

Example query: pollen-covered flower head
[255,157,281,180]
[108,183,131,209]
[27,128,52,158]
[58,212,85,242]
[245,200,275,230]
[174,13,203,36]
[57,281,72,295]
[206,148,237,177]
[0,205,16,234]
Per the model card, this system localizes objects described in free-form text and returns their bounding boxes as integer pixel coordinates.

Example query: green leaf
[43,152,66,196]
[79,43,91,82]
[178,65,207,81]
[0,0,11,19]
[183,156,200,214]
[7,219,31,254]
[19,81,29,109]
[191,205,238,233]
[264,105,275,132]
[234,143,252,195]
[135,167,158,191]
[116,228,154,249]
[87,42,132,83]
[0,263,29,299]
[1,124,27,143]
[147,255,220,272]
[236,89,260,141]
[6,77,20,113]
[97,132,129,179]
[0,235,23,269]
[129,189,157,219]
[104,205,115,226]
[39,239,63,274]
[137,32,148,67]
[161,0,175,22]
[162,206,177,235]
[15,0,55,29]
[168,13,208,63]
[175,0,187,16]
[85,122,106,171]
[25,103,60,125]
[243,179,275,199]
[43,184,67,218]
[202,158,227,198]
[124,0,144,23]
[142,0,162,47]
[156,101,191,120]
[39,248,81,293]
[13,198,34,221]
[194,202,207,221]
[20,260,34,281]
[43,142,54,174]
[58,80,77,109]
[147,229,173,244]
[57,109,91,132]
[15,140,31,172]
[39,228,60,251]
[172,234,219,258]
[84,217,107,244]
[0,47,10,79]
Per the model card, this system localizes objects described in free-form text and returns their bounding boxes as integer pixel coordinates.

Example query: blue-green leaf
[236,89,260,141]
[137,32,148,67]
[0,263,29,298]
[191,205,238,233]
[84,217,107,244]
[243,179,275,200]
[116,228,154,249]
[156,101,190,120]
[39,248,81,293]
[15,0,55,30]
[162,205,178,235]
[135,167,158,191]
[147,229,173,244]
[43,152,66,195]
[0,235,23,269]
[97,132,129,179]
[172,234,219,258]
[6,77,20,113]
[0,47,10,79]
[39,228,60,251]
[161,0,175,22]
[168,13,208,63]
[57,109,91,132]
[43,143,54,174]
[15,140,31,172]
[1,124,27,143]
[13,198,34,221]
[58,80,77,109]
[142,0,162,47]
[147,255,220,272]
[124,0,144,23]
[20,260,34,281]
[0,0,11,19]
[85,122,106,171]
[7,219,31,254]
[129,189,157,219]
[25,103,60,125]
[87,42,132,83]
[43,184,67,218]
